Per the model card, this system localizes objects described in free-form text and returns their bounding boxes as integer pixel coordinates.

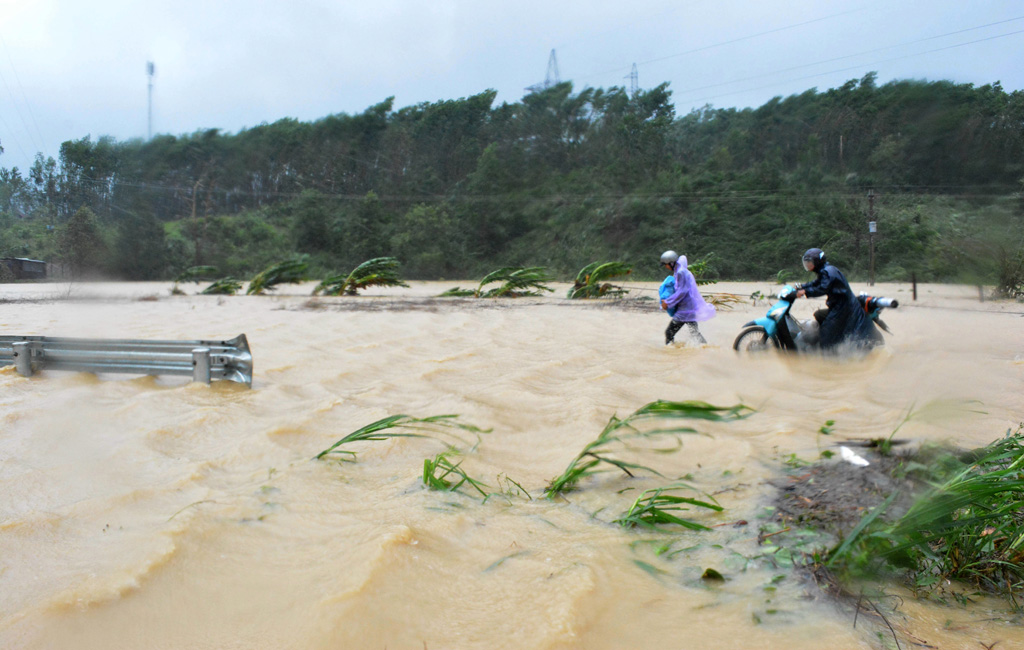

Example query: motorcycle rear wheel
[733,326,778,353]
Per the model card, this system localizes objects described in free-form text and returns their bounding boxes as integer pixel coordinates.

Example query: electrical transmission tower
[525,49,560,94]
[625,63,638,95]
[146,61,155,139]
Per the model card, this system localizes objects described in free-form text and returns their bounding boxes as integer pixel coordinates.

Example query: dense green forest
[1,72,1022,288]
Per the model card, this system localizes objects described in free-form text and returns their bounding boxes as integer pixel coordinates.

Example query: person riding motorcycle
[794,248,881,350]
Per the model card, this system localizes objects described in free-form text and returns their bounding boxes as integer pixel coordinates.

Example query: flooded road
[1,280,1022,649]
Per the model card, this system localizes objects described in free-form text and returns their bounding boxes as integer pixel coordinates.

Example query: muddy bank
[770,445,922,535]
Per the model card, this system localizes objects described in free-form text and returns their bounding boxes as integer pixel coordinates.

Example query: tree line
[1,72,1022,285]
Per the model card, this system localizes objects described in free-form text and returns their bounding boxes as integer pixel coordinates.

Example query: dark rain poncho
[800,262,880,350]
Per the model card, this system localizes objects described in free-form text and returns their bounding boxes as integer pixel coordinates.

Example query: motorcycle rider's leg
[665,320,684,345]
[686,322,708,345]
[814,308,828,325]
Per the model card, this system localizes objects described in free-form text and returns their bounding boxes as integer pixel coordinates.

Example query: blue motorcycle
[733,285,897,353]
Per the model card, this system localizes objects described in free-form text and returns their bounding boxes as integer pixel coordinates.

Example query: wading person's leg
[686,322,707,345]
[665,320,684,345]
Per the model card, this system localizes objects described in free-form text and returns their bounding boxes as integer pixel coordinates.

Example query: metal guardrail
[0,334,252,386]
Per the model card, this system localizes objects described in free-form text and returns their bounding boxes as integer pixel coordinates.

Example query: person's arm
[664,264,692,306]
[659,277,674,310]
[797,268,834,298]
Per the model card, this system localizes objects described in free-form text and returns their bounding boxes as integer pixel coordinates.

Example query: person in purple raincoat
[659,250,715,345]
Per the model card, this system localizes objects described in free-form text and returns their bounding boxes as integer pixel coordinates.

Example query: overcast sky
[1,0,1022,173]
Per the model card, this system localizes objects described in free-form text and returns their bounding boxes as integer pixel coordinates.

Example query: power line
[575,4,875,85]
[681,28,1024,106]
[0,108,32,166]
[0,67,40,153]
[0,31,47,149]
[672,15,1024,99]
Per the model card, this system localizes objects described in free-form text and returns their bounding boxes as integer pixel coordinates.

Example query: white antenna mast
[147,61,155,139]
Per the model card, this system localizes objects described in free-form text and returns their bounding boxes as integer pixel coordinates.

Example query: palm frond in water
[544,400,754,498]
[200,277,243,295]
[247,258,308,295]
[314,414,490,461]
[314,257,409,296]
[476,266,554,298]
[567,261,632,299]
[438,287,476,297]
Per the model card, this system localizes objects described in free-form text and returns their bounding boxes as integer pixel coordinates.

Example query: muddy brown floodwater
[1,280,1022,649]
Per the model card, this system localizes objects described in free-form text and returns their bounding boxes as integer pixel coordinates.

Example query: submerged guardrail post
[13,341,32,377]
[0,334,252,386]
[192,347,211,384]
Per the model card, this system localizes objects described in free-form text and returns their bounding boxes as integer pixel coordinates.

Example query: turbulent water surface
[1,280,1022,649]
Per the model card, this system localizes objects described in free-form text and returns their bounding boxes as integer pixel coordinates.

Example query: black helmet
[802,248,826,271]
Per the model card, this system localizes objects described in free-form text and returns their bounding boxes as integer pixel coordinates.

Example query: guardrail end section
[222,333,252,387]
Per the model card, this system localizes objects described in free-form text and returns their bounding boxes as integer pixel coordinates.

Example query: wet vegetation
[313,400,1023,645]
[442,266,554,298]
[200,277,242,295]
[422,452,489,499]
[246,258,308,295]
[542,400,753,498]
[313,414,489,461]
[3,74,1022,288]
[312,256,409,296]
[614,483,724,531]
[567,261,632,299]
[821,427,1024,608]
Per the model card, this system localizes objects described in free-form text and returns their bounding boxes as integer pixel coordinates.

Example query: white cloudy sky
[0,0,1021,172]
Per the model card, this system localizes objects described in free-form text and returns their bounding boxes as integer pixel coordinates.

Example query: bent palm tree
[201,278,242,295]
[313,256,409,296]
[568,261,632,299]
[247,259,308,295]
[476,266,554,298]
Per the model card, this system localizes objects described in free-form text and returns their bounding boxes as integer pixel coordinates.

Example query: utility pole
[868,189,876,286]
[147,61,155,139]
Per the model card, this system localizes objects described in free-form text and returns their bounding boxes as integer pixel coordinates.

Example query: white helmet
[660,250,679,265]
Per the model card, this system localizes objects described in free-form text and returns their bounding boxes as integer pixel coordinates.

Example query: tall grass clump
[567,262,631,299]
[422,452,489,498]
[314,414,489,461]
[544,400,753,498]
[313,257,410,296]
[247,258,308,295]
[826,426,1024,607]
